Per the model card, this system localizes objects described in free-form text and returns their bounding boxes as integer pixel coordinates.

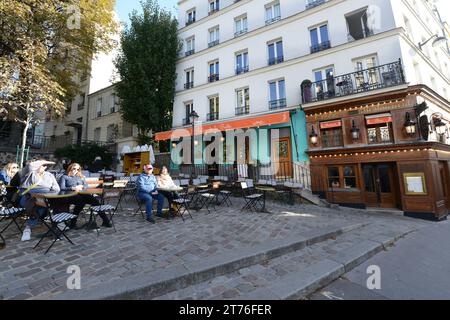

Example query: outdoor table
[255,186,276,213]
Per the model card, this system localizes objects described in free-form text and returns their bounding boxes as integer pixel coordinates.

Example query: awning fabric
[155,111,290,141]
[320,120,342,129]
[365,113,392,125]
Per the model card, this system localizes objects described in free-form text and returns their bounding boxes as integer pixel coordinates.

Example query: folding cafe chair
[240,181,263,213]
[89,188,123,233]
[0,207,26,244]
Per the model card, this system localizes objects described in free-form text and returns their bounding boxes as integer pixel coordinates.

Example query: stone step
[153,223,416,300]
[53,223,366,300]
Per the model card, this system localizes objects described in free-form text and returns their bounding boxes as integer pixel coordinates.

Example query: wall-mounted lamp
[404,112,416,135]
[194,140,199,146]
[171,142,177,148]
[350,120,360,140]
[418,34,447,50]
[309,126,318,145]
[434,118,447,136]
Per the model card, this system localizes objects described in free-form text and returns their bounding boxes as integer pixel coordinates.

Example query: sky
[115,0,178,27]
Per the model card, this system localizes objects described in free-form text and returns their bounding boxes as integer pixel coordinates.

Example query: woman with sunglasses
[59,163,112,229]
[0,162,20,185]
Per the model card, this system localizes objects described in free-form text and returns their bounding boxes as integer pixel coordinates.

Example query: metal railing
[28,135,116,153]
[269,98,287,110]
[234,28,248,37]
[208,8,219,15]
[207,112,219,122]
[208,74,219,83]
[185,49,195,56]
[208,40,219,48]
[306,0,326,10]
[268,56,284,66]
[186,19,195,26]
[265,16,281,25]
[235,106,249,115]
[310,40,331,54]
[182,118,192,126]
[236,66,249,75]
[184,82,194,89]
[300,59,405,104]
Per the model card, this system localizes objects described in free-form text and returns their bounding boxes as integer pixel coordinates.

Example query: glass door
[363,163,398,208]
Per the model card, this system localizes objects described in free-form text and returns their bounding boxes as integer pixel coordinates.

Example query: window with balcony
[208,27,220,47]
[306,0,326,10]
[186,9,196,26]
[208,96,219,121]
[365,113,394,144]
[265,2,281,25]
[268,79,286,109]
[236,88,249,115]
[346,8,373,41]
[234,15,248,37]
[309,24,330,53]
[268,40,283,65]
[313,67,334,100]
[185,37,195,56]
[183,102,193,126]
[209,0,219,15]
[235,51,249,75]
[208,61,219,82]
[185,69,194,89]
[353,55,379,91]
[96,98,102,117]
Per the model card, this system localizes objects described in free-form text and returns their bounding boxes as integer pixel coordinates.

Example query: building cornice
[175,27,404,96]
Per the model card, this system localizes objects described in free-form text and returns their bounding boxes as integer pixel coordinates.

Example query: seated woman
[0,162,20,185]
[19,160,61,241]
[157,166,180,216]
[59,163,112,229]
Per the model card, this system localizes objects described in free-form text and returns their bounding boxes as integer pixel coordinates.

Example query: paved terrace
[0,197,431,300]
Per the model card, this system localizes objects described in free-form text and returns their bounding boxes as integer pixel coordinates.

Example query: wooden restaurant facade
[305,85,450,221]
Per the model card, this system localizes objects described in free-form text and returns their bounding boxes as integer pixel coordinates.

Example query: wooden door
[439,162,449,210]
[272,137,292,178]
[363,163,398,208]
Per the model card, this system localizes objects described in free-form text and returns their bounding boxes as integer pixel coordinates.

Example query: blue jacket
[0,170,11,185]
[137,173,158,194]
[59,175,88,191]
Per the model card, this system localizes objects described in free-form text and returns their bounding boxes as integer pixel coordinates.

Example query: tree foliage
[115,0,181,141]
[0,0,118,166]
[54,142,113,169]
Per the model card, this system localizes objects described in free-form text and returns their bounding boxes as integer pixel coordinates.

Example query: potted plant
[301,79,313,103]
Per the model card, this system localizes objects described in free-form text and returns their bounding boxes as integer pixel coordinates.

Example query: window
[208,26,219,47]
[185,69,194,89]
[94,128,101,142]
[96,98,102,117]
[268,40,283,65]
[346,8,373,41]
[208,61,219,82]
[430,76,437,91]
[236,88,250,115]
[235,51,249,74]
[66,101,72,115]
[234,15,248,37]
[106,124,117,143]
[268,79,286,109]
[328,165,358,189]
[434,52,441,71]
[403,16,413,40]
[78,93,85,110]
[320,126,343,148]
[209,0,219,14]
[110,93,117,113]
[414,61,422,84]
[353,55,378,88]
[183,102,193,125]
[186,9,196,26]
[208,96,219,121]
[313,67,334,100]
[365,113,394,144]
[265,2,281,25]
[185,37,195,56]
[310,24,330,53]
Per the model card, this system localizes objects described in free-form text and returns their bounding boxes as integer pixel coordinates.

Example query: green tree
[115,0,181,146]
[0,0,118,167]
[54,142,113,169]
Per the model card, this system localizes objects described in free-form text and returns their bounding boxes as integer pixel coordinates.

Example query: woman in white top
[157,166,180,215]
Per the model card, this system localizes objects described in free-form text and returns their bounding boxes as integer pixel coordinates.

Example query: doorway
[439,162,449,210]
[363,163,399,208]
[272,137,292,178]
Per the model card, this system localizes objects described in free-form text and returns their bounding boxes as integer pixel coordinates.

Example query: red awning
[366,113,393,125]
[320,120,342,129]
[155,112,290,141]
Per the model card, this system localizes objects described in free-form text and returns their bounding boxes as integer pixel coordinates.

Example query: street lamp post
[418,34,447,50]
[189,110,199,178]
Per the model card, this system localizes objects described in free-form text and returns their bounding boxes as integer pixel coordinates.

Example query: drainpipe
[289,108,300,161]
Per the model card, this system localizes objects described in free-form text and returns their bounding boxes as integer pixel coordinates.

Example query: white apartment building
[156,0,449,168]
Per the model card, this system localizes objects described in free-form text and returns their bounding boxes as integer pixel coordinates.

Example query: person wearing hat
[137,164,164,223]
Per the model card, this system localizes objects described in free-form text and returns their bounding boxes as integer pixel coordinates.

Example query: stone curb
[52,223,365,300]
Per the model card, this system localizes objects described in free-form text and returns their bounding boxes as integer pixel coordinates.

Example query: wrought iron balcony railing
[306,0,326,10]
[236,66,249,75]
[186,19,195,26]
[185,49,195,56]
[300,59,406,104]
[182,118,192,126]
[208,8,219,15]
[310,40,331,54]
[269,98,287,110]
[234,28,248,37]
[265,16,281,25]
[208,40,219,48]
[208,74,219,83]
[235,106,250,115]
[268,56,284,66]
[184,82,194,89]
[207,112,219,121]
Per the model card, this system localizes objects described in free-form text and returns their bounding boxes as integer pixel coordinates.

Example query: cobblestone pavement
[0,197,430,300]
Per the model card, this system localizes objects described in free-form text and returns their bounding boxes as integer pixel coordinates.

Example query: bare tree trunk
[19,113,30,169]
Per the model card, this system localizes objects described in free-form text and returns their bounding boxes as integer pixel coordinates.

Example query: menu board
[404,173,427,195]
